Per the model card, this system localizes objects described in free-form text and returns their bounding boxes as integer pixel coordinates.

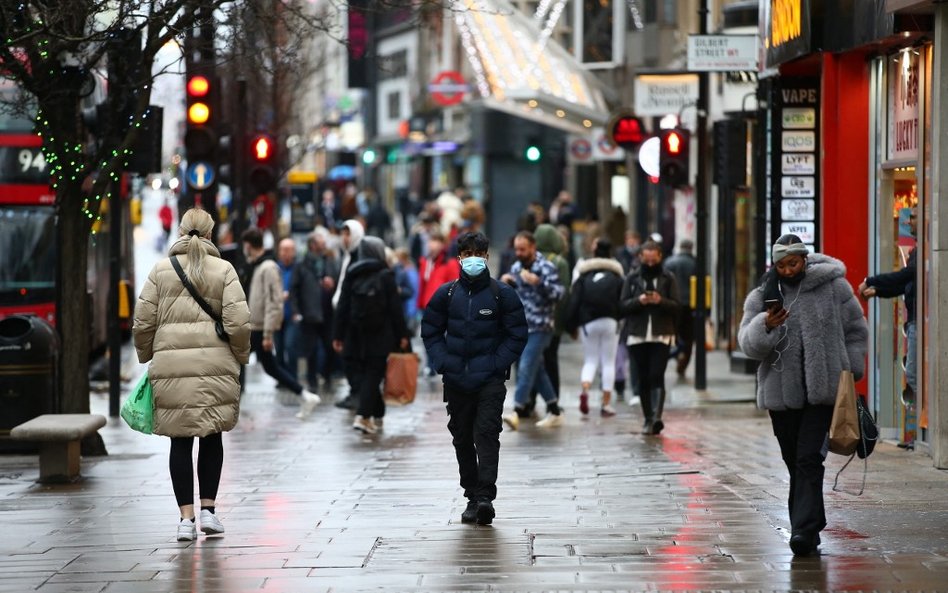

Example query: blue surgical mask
[460,256,487,276]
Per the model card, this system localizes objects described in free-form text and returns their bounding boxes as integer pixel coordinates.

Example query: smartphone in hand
[764,298,782,311]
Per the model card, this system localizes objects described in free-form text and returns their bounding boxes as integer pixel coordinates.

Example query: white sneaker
[536,412,565,428]
[200,509,225,535]
[502,412,520,431]
[176,518,197,541]
[296,390,321,419]
[352,415,377,434]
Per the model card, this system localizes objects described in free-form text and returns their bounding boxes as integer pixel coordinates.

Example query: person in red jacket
[417,230,460,311]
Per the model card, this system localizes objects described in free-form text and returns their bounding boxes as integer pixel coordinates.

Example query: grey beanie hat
[771,241,809,263]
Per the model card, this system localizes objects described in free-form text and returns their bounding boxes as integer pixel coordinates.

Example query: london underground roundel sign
[429,71,469,107]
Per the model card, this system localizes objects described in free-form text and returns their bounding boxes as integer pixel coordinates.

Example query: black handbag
[170,256,230,343]
[832,393,879,495]
[855,394,878,459]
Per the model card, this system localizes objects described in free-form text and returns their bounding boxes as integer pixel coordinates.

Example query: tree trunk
[55,192,91,415]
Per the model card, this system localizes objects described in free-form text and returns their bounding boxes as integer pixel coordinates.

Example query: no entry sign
[429,71,469,106]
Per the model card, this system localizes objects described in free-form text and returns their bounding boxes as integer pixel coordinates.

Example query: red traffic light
[608,112,645,150]
[187,76,210,97]
[251,134,274,162]
[665,130,683,155]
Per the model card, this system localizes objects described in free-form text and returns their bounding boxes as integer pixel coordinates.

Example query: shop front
[866,37,933,448]
[757,0,934,441]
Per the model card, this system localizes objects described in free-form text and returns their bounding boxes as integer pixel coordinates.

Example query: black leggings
[169,433,223,507]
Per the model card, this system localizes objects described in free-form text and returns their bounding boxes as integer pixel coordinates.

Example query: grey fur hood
[574,257,624,279]
[737,253,868,411]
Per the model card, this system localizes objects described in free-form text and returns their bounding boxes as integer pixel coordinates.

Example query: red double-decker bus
[0,94,134,355]
[0,132,57,325]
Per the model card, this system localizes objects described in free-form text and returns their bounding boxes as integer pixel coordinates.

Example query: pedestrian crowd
[134,186,895,559]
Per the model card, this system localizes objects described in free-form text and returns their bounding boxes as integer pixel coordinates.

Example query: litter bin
[0,315,59,451]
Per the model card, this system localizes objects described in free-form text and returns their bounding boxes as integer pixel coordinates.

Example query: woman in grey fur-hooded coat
[737,236,867,557]
[738,253,868,410]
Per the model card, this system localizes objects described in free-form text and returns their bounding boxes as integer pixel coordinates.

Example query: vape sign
[771,77,820,251]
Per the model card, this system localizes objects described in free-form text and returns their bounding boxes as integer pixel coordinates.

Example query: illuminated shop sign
[759,0,811,71]
[770,77,821,252]
[887,48,920,162]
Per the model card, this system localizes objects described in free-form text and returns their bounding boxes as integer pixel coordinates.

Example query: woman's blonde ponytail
[178,208,214,290]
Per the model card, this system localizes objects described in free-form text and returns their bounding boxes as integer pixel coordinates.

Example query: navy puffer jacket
[422,270,528,392]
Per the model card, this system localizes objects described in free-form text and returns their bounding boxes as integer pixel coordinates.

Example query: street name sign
[687,35,758,72]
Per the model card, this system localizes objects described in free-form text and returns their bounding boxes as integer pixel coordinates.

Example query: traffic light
[609,114,646,150]
[184,74,217,165]
[248,133,276,193]
[659,128,690,188]
[525,144,541,162]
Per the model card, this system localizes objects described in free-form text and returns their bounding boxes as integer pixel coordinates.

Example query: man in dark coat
[422,231,528,526]
[290,230,340,392]
[663,238,697,378]
[332,237,410,435]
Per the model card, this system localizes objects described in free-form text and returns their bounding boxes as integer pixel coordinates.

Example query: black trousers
[346,356,388,418]
[251,330,303,394]
[445,381,506,502]
[629,342,671,394]
[769,405,834,538]
[169,432,223,507]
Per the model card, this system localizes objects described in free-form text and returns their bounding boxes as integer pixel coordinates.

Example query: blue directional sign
[187,161,216,190]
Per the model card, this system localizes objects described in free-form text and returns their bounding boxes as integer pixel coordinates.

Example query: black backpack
[349,270,388,329]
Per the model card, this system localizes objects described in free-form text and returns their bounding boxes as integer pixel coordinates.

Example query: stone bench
[10,414,107,483]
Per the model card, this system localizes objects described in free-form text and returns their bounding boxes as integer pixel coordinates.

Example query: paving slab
[2,343,948,592]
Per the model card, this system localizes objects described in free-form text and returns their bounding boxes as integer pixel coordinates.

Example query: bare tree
[0,0,453,448]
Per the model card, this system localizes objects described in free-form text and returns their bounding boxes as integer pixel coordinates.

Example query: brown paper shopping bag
[383,352,419,405]
[828,370,860,455]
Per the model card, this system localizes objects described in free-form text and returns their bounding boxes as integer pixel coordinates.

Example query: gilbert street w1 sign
[687,35,758,72]
[187,161,216,190]
[429,71,469,107]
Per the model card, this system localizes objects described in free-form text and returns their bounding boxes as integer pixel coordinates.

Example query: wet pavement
[2,339,948,593]
[3,192,948,592]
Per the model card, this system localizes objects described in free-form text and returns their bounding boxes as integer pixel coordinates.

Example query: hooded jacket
[133,238,251,437]
[332,219,365,308]
[332,237,409,359]
[566,257,625,331]
[738,253,868,411]
[422,268,528,392]
[417,249,460,310]
[535,224,571,334]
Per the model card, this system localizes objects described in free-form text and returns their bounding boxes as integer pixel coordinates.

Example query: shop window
[582,0,614,63]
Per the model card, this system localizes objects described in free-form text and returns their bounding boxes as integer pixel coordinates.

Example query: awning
[453,0,610,134]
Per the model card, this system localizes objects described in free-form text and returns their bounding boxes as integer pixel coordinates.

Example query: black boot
[650,388,666,435]
[615,380,625,402]
[639,387,653,434]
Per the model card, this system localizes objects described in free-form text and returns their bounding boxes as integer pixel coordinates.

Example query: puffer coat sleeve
[133,253,251,437]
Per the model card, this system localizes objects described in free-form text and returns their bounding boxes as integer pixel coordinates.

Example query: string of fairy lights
[454,0,592,109]
[26,26,152,234]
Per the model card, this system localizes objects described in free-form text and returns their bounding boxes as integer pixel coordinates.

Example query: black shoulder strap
[170,256,222,323]
[446,279,460,303]
[447,278,501,304]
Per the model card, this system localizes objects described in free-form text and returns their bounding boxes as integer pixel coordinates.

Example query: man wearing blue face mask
[422,231,528,526]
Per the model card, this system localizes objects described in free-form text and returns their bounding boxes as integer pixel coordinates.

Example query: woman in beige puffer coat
[133,208,251,542]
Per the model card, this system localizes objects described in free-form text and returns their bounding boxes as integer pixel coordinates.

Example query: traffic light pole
[694,0,710,391]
